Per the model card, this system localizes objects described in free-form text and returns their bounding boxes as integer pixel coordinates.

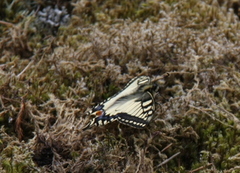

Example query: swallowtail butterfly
[83,76,157,130]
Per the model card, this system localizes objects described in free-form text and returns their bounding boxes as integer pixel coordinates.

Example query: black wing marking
[116,113,148,128]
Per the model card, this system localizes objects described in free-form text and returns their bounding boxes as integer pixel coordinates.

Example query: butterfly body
[83,76,156,130]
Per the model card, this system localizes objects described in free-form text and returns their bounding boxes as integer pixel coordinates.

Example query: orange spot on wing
[96,110,103,116]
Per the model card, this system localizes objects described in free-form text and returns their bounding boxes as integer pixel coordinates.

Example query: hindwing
[115,91,155,128]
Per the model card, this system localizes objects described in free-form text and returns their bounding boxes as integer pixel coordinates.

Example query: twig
[155,152,181,168]
[16,98,26,141]
[188,163,212,173]
[161,143,173,152]
[17,60,34,78]
[0,20,15,27]
[189,105,234,128]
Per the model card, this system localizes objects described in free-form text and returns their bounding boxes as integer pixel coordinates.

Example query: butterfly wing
[83,76,156,130]
[114,91,155,128]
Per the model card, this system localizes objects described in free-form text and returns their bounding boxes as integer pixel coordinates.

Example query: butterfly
[83,76,157,130]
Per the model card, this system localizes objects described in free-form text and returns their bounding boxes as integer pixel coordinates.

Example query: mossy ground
[1,0,240,172]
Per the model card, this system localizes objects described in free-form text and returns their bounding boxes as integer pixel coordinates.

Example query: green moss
[1,0,240,172]
[2,159,13,173]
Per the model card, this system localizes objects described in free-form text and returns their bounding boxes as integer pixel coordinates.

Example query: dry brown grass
[1,0,240,172]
